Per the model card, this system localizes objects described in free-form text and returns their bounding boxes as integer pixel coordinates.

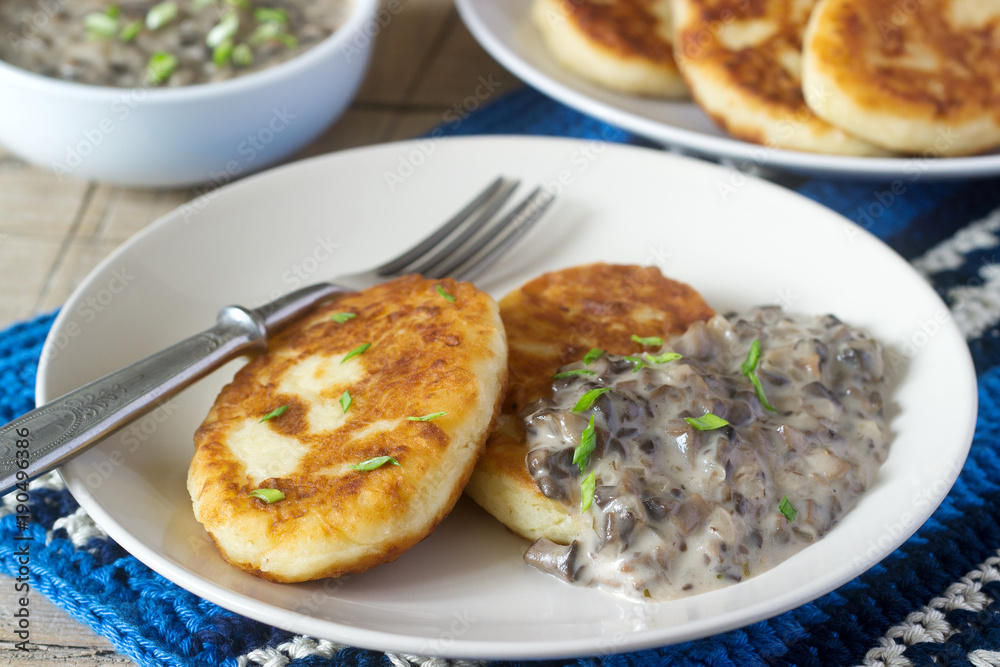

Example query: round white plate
[41,136,976,659]
[455,0,1000,181]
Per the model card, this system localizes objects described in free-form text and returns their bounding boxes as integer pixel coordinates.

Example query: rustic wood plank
[0,581,136,666]
[0,235,64,326]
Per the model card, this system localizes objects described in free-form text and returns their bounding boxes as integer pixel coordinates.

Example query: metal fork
[0,178,555,497]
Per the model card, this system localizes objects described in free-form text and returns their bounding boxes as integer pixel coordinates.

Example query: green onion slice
[212,38,234,65]
[684,413,730,431]
[105,5,121,18]
[206,11,239,47]
[232,43,254,67]
[436,284,456,303]
[339,390,352,414]
[329,312,356,323]
[250,488,284,503]
[742,339,776,412]
[580,471,596,513]
[573,415,596,473]
[631,334,664,347]
[553,369,597,380]
[572,387,610,412]
[582,347,604,365]
[624,355,646,372]
[258,405,289,423]
[749,373,776,411]
[146,1,178,30]
[645,351,683,364]
[340,342,371,364]
[146,51,178,84]
[119,19,143,42]
[778,495,797,522]
[254,7,288,24]
[85,12,119,38]
[407,411,446,422]
[350,456,399,471]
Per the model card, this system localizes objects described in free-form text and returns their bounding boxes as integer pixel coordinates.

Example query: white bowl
[0,0,380,187]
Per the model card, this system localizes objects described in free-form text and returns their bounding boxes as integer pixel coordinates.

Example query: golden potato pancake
[533,0,689,98]
[802,0,1000,156]
[464,264,714,543]
[188,275,507,582]
[671,0,885,154]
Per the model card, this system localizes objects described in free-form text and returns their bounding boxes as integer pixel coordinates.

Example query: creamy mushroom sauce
[523,307,890,601]
[0,0,346,87]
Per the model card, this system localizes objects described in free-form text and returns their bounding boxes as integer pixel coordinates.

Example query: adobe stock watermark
[178,106,299,222]
[252,234,341,307]
[383,74,506,191]
[83,401,180,491]
[5,0,70,54]
[340,0,403,63]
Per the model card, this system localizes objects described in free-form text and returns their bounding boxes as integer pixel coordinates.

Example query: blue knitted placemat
[5,86,1000,667]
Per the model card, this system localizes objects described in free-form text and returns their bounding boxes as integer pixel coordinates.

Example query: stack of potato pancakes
[532,0,1000,156]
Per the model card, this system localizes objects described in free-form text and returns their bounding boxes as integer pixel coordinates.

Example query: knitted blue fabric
[4,86,1000,666]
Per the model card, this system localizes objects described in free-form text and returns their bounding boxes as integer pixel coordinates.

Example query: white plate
[41,136,976,659]
[455,0,1000,181]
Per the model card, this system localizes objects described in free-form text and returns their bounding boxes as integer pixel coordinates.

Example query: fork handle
[0,305,268,498]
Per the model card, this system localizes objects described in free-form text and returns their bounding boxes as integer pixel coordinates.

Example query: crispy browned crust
[188,275,507,582]
[558,0,676,64]
[466,264,714,539]
[808,0,1000,125]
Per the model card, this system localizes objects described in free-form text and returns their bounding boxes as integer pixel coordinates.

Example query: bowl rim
[0,0,381,100]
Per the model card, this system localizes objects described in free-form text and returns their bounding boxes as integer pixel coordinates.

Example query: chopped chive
[247,20,279,46]
[339,390,352,414]
[250,488,284,503]
[742,339,776,412]
[258,405,289,423]
[778,495,797,522]
[553,369,597,380]
[105,5,121,19]
[224,0,252,8]
[572,415,596,473]
[145,1,178,30]
[624,355,646,372]
[580,471,596,513]
[436,284,456,303]
[741,339,762,377]
[643,589,652,598]
[274,32,298,48]
[119,19,143,41]
[232,42,253,66]
[254,7,288,24]
[645,352,683,364]
[329,312,356,323]
[582,347,604,365]
[212,38,234,65]
[407,411,446,422]
[145,51,178,84]
[84,12,119,39]
[685,413,730,431]
[206,11,239,47]
[340,342,371,364]
[350,455,399,471]
[631,334,664,347]
[572,387,610,412]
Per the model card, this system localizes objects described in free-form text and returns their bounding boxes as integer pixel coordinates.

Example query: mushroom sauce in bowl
[1,0,347,87]
[523,307,891,601]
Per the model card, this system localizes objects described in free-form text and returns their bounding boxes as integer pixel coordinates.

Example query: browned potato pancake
[188,275,507,583]
[464,264,714,542]
[802,0,1000,156]
[533,0,689,98]
[671,0,885,154]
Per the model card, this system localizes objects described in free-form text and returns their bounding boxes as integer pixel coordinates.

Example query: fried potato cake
[464,264,714,543]
[671,0,885,154]
[188,275,507,583]
[802,0,1000,156]
[533,0,689,98]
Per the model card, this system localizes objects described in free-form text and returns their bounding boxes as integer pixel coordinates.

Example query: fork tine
[425,187,556,282]
[401,179,520,277]
[373,176,508,276]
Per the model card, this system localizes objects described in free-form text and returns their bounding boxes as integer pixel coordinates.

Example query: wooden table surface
[0,0,521,662]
